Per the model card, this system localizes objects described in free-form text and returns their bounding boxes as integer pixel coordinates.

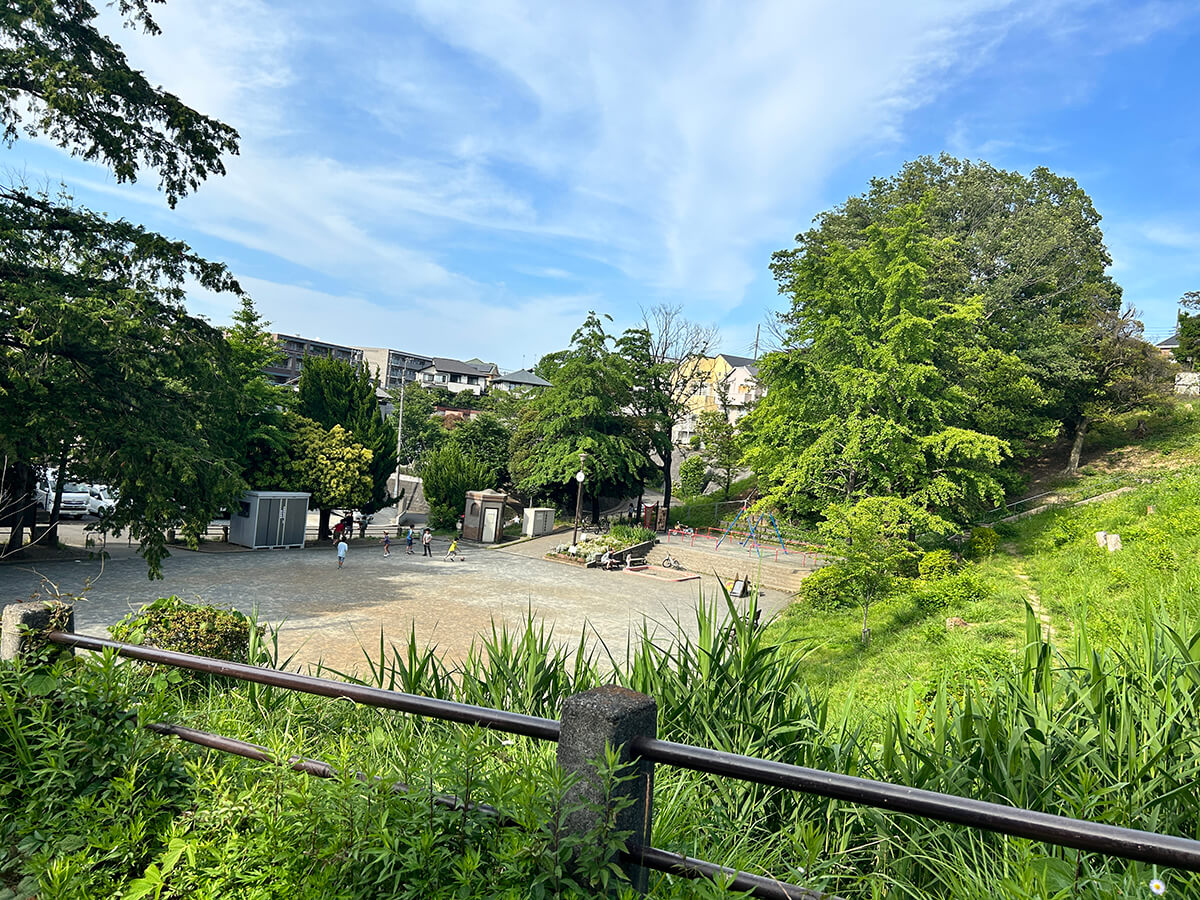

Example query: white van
[40,478,90,518]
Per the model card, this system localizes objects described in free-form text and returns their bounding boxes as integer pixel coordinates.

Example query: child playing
[382,532,391,557]
[444,538,459,561]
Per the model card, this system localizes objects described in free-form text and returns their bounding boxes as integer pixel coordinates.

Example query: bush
[608,524,656,546]
[420,446,493,530]
[799,564,858,610]
[110,595,257,662]
[918,549,958,580]
[914,568,988,614]
[966,526,999,559]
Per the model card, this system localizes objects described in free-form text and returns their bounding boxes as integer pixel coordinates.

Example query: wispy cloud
[17,0,1198,361]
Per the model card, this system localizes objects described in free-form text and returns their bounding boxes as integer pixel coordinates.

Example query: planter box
[545,552,589,567]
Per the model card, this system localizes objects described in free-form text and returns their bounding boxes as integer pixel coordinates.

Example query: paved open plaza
[0,528,789,676]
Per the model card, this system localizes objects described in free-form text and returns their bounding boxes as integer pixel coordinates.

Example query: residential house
[418,357,491,395]
[490,368,551,394]
[672,353,765,444]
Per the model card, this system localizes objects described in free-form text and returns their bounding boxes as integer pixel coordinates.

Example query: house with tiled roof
[417,357,491,395]
[490,368,551,394]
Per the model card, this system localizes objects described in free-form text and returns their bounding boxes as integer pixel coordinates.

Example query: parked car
[87,485,118,516]
[42,480,90,518]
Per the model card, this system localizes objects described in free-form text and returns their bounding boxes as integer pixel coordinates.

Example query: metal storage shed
[228,491,309,549]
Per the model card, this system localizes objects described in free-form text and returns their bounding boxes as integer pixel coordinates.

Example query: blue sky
[10,0,1200,370]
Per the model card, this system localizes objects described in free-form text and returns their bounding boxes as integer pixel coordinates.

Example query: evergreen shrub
[110,595,257,662]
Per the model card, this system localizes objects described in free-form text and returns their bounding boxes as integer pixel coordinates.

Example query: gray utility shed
[228,491,310,549]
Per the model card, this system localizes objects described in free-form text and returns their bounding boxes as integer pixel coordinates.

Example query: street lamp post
[571,452,587,548]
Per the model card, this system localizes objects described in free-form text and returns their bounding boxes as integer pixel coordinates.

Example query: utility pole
[753,324,760,361]
[394,359,407,522]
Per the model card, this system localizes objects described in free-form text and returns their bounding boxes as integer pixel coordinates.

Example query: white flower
[1150,878,1166,895]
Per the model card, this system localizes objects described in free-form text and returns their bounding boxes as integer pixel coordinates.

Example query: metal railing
[42,630,1200,897]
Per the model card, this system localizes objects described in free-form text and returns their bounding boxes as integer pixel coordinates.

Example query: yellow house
[673,353,764,443]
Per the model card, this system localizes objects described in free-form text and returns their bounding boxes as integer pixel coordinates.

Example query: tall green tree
[511,313,646,517]
[447,414,512,487]
[419,445,492,530]
[389,381,446,470]
[225,297,292,477]
[789,154,1122,465]
[1175,290,1200,370]
[0,1,244,574]
[745,202,1009,522]
[693,408,741,500]
[297,357,396,536]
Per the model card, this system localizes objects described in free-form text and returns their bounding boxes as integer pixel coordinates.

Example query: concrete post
[1,602,74,662]
[557,684,657,893]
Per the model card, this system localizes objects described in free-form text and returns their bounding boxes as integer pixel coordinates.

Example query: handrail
[46,631,1200,875]
[146,719,830,900]
[47,632,559,741]
[633,737,1200,871]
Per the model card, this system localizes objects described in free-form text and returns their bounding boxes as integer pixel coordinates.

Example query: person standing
[406,526,415,554]
[421,528,433,557]
[336,538,348,568]
[382,532,391,558]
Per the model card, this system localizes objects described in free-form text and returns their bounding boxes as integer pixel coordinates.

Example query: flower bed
[544,535,657,568]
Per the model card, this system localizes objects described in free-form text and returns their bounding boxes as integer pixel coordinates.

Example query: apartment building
[266,334,363,385]
[360,347,434,391]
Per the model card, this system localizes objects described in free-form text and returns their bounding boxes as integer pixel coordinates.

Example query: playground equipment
[714,493,788,558]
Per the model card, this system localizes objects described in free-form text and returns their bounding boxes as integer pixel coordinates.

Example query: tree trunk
[3,462,35,553]
[45,444,70,546]
[591,491,600,524]
[660,446,673,520]
[1065,416,1090,476]
[861,596,872,647]
[318,507,332,541]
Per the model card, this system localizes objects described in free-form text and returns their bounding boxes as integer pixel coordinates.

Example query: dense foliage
[419,445,494,530]
[747,156,1173,533]
[0,0,248,575]
[109,595,256,663]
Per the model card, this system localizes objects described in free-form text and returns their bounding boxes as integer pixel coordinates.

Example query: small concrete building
[228,491,310,549]
[523,507,556,537]
[462,490,508,543]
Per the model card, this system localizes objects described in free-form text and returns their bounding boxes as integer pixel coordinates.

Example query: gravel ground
[0,529,788,676]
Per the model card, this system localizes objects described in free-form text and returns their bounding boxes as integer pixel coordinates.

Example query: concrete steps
[653,541,820,595]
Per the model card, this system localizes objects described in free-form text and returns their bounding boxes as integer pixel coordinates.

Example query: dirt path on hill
[1014,570,1058,645]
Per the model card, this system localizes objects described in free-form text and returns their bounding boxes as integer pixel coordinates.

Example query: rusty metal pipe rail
[49,632,559,741]
[148,720,826,899]
[50,632,1200,873]
[633,736,1200,872]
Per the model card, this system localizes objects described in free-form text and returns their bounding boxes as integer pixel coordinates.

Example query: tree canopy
[0,2,246,574]
[511,312,647,515]
[746,201,1009,522]
[1,0,240,206]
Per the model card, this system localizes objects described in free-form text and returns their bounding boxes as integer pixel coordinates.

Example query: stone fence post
[1,601,74,662]
[557,685,657,893]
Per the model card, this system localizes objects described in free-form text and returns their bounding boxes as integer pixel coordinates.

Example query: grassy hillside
[767,399,1200,716]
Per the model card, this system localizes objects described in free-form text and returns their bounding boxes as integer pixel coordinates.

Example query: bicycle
[661,553,683,570]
